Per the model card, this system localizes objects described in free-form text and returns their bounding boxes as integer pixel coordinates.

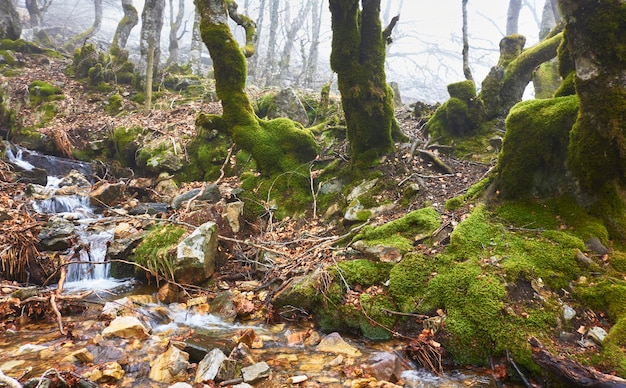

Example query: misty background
[14,0,546,103]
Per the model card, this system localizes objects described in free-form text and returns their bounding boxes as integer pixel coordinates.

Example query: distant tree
[139,0,165,110]
[462,0,473,80]
[193,0,317,174]
[506,0,522,35]
[166,0,185,67]
[329,0,404,168]
[276,0,313,85]
[25,0,43,28]
[63,0,103,51]
[189,8,203,75]
[0,0,20,40]
[302,0,323,88]
[261,0,280,86]
[111,0,138,51]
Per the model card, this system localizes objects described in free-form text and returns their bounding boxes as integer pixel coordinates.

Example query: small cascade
[5,144,121,289]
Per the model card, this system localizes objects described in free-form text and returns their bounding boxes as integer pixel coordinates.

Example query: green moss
[131,92,145,104]
[448,204,502,258]
[359,293,396,340]
[335,259,392,288]
[29,80,64,106]
[352,207,441,253]
[389,253,434,312]
[130,224,186,281]
[497,95,579,199]
[0,39,46,54]
[106,93,123,115]
[610,251,626,273]
[110,126,143,167]
[533,60,561,99]
[554,71,576,97]
[447,80,477,101]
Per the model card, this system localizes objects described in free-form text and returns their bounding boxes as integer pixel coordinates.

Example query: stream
[1,144,513,387]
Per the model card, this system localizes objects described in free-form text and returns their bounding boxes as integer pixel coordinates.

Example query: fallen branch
[529,337,626,387]
[0,369,21,388]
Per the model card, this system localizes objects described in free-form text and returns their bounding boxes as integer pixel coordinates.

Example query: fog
[15,0,547,103]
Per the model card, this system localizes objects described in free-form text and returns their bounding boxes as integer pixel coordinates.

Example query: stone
[172,184,221,209]
[128,202,169,215]
[223,201,245,233]
[344,199,370,222]
[87,345,128,365]
[102,316,150,339]
[316,332,361,357]
[588,326,608,345]
[347,178,379,202]
[563,304,576,321]
[195,348,227,383]
[58,170,91,188]
[15,344,48,355]
[363,352,412,383]
[149,344,190,383]
[90,182,126,207]
[210,291,237,323]
[157,283,180,304]
[241,361,271,383]
[265,87,309,126]
[175,221,218,284]
[288,375,308,384]
[71,348,94,364]
[586,237,609,255]
[100,297,130,320]
[100,362,125,382]
[138,137,186,173]
[37,217,75,251]
[352,241,403,263]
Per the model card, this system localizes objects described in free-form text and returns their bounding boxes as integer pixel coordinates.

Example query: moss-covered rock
[497,95,579,199]
[110,126,143,168]
[388,253,434,313]
[335,259,392,287]
[425,80,484,140]
[130,224,186,281]
[137,136,187,173]
[28,80,64,106]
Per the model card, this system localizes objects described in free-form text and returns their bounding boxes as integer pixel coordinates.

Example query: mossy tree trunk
[111,0,138,51]
[329,0,400,168]
[0,0,20,40]
[560,0,626,238]
[25,0,42,28]
[62,0,102,51]
[194,0,318,175]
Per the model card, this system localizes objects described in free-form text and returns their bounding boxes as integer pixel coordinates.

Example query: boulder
[102,316,150,339]
[0,0,21,40]
[128,202,169,215]
[241,361,271,384]
[149,344,190,383]
[316,332,361,357]
[175,221,218,284]
[137,137,186,173]
[172,184,221,209]
[194,348,227,383]
[90,182,126,207]
[37,216,75,251]
[265,87,309,126]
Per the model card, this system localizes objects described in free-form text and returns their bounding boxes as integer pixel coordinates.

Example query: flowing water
[2,145,513,387]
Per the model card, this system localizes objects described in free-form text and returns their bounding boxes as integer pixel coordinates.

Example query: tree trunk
[329,0,398,167]
[62,0,102,51]
[189,8,203,75]
[139,0,165,80]
[166,0,185,67]
[247,0,266,82]
[25,0,42,28]
[462,0,473,80]
[193,0,317,175]
[532,0,561,99]
[560,0,626,239]
[0,0,21,40]
[506,0,522,35]
[261,0,279,86]
[277,0,313,85]
[303,0,323,88]
[112,0,138,50]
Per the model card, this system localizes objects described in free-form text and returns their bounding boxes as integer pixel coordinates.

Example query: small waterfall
[6,144,121,289]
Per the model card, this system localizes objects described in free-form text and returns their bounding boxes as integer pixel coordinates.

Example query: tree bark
[112,0,138,50]
[63,0,103,51]
[506,0,522,35]
[462,0,473,80]
[166,0,185,67]
[329,0,400,168]
[139,0,165,80]
[25,0,42,28]
[262,0,280,86]
[277,0,313,85]
[193,0,317,175]
[189,8,203,75]
[560,0,626,239]
[0,0,20,40]
[303,0,323,88]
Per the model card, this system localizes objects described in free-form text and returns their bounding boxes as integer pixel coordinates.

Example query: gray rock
[128,202,169,215]
[352,240,403,263]
[588,326,608,345]
[347,179,379,202]
[563,304,576,321]
[172,183,221,209]
[175,221,218,284]
[210,291,237,323]
[241,361,271,383]
[586,237,609,255]
[364,352,412,383]
[37,216,75,251]
[195,348,227,383]
[266,87,309,126]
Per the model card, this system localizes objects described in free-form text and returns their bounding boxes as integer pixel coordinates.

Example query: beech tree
[329,0,402,167]
[63,0,103,51]
[0,0,20,40]
[166,0,185,67]
[193,0,317,175]
[111,0,138,51]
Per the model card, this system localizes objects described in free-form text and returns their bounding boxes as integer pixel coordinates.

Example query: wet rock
[241,361,271,383]
[99,361,125,383]
[175,221,218,284]
[128,202,169,215]
[223,201,244,233]
[71,348,94,364]
[17,166,48,185]
[37,216,75,251]
[172,184,221,209]
[102,316,150,339]
[195,348,227,383]
[363,352,412,383]
[87,345,128,365]
[149,343,190,383]
[210,291,237,323]
[272,268,322,311]
[265,87,309,126]
[316,332,361,357]
[58,170,91,188]
[288,375,308,384]
[229,343,256,366]
[90,182,126,207]
[100,297,130,319]
[16,344,48,355]
[157,283,180,304]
